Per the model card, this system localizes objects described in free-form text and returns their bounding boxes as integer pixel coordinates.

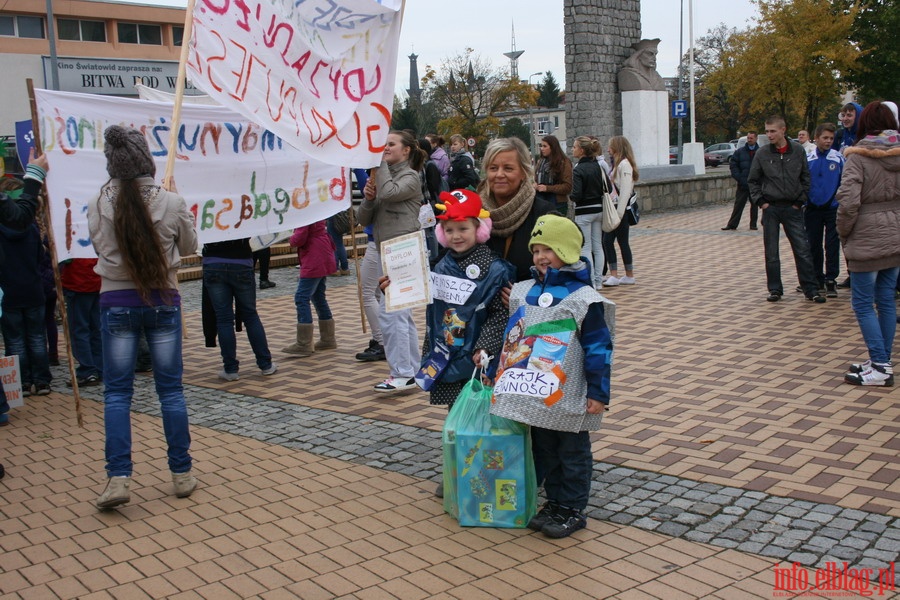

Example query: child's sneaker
[373,377,416,393]
[619,276,636,285]
[33,383,51,396]
[542,506,587,538]
[603,276,620,287]
[527,501,560,531]
[844,362,893,386]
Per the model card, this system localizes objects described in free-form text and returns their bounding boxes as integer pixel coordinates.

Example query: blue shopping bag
[441,369,536,528]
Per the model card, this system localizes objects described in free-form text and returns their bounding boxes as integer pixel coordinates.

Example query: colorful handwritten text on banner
[34,88,350,261]
[188,0,403,168]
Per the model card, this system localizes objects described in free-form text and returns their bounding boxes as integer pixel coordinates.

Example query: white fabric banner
[135,83,218,105]
[187,0,402,168]
[34,88,350,261]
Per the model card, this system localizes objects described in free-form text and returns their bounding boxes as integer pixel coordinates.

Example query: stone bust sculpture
[618,38,666,92]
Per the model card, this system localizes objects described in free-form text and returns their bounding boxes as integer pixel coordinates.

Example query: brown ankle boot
[315,319,337,351]
[282,323,314,357]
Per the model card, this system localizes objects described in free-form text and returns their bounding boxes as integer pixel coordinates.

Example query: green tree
[421,48,536,138]
[728,0,860,130]
[536,71,561,108]
[500,117,531,147]
[682,24,755,142]
[847,0,900,101]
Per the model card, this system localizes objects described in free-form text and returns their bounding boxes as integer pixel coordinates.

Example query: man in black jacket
[722,132,760,231]
[749,117,824,304]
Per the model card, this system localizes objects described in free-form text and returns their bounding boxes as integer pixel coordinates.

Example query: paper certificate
[381,231,431,312]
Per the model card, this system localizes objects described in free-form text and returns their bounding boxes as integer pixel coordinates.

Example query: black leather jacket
[571,157,610,216]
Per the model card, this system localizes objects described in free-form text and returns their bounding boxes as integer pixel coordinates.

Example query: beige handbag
[600,170,620,232]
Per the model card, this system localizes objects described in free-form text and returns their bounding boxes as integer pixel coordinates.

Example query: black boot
[355,339,385,362]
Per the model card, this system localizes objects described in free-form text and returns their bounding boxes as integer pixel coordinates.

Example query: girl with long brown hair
[88,125,199,509]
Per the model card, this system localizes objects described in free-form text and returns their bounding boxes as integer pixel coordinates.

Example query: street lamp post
[528,71,543,156]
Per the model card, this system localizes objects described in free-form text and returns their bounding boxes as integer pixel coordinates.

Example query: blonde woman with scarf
[479,137,556,284]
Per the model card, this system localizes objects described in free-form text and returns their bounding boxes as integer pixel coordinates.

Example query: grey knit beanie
[104,125,156,180]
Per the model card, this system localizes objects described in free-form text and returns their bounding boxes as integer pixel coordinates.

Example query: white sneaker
[604,276,621,286]
[261,363,278,376]
[844,362,893,386]
[218,370,239,381]
[374,377,417,393]
[619,276,636,285]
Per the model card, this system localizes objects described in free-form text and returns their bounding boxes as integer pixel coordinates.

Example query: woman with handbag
[602,136,639,286]
[534,135,573,215]
[571,136,611,290]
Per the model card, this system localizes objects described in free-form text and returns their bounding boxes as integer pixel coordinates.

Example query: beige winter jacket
[356,160,422,247]
[87,177,198,294]
[836,134,900,273]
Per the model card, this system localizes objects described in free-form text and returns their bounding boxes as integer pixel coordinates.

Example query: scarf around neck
[480,179,536,238]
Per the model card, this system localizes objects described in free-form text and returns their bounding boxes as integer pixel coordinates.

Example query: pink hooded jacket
[289,220,336,278]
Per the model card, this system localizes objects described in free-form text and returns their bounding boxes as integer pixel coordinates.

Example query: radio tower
[503,21,524,81]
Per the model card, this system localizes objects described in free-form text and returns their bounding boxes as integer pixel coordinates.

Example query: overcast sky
[103,0,759,94]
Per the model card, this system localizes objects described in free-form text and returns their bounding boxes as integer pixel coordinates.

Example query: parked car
[736,135,770,149]
[669,146,678,164]
[704,152,723,168]
[705,142,737,163]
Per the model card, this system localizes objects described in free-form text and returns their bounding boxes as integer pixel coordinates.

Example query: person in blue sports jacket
[805,123,845,298]
[491,214,615,539]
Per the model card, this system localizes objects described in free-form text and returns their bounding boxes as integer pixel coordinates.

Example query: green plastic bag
[442,371,537,527]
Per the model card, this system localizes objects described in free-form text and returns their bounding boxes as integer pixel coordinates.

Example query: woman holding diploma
[358,131,427,394]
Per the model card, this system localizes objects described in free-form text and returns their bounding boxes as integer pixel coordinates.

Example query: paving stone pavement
[3,203,899,598]
[67,373,900,586]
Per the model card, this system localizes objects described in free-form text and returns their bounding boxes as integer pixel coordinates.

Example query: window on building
[0,15,45,39]
[117,22,162,45]
[58,19,106,42]
[173,26,184,47]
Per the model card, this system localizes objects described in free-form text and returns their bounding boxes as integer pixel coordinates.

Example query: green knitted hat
[529,214,584,265]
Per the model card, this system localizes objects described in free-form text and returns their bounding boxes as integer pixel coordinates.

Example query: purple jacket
[431,147,450,180]
[290,220,336,279]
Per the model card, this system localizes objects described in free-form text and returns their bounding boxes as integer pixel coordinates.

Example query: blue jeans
[101,305,192,477]
[762,204,818,295]
[1,305,51,387]
[203,264,273,374]
[850,268,899,364]
[531,427,594,510]
[64,290,103,379]
[804,206,840,284]
[327,217,349,271]
[575,212,604,288]
[294,277,332,323]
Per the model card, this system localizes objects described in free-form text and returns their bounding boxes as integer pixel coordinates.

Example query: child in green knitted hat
[491,213,616,538]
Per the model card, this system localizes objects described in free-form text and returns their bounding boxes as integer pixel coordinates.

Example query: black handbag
[624,193,640,226]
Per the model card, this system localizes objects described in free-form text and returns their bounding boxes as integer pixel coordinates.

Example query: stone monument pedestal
[682,142,707,176]
[622,90,668,166]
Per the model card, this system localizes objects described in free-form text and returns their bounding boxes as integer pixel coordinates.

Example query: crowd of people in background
[719,100,900,386]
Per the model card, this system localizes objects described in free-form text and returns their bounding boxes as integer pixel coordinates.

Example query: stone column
[564,0,642,146]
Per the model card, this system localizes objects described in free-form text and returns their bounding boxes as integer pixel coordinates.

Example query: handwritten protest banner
[188,0,403,168]
[35,88,350,261]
